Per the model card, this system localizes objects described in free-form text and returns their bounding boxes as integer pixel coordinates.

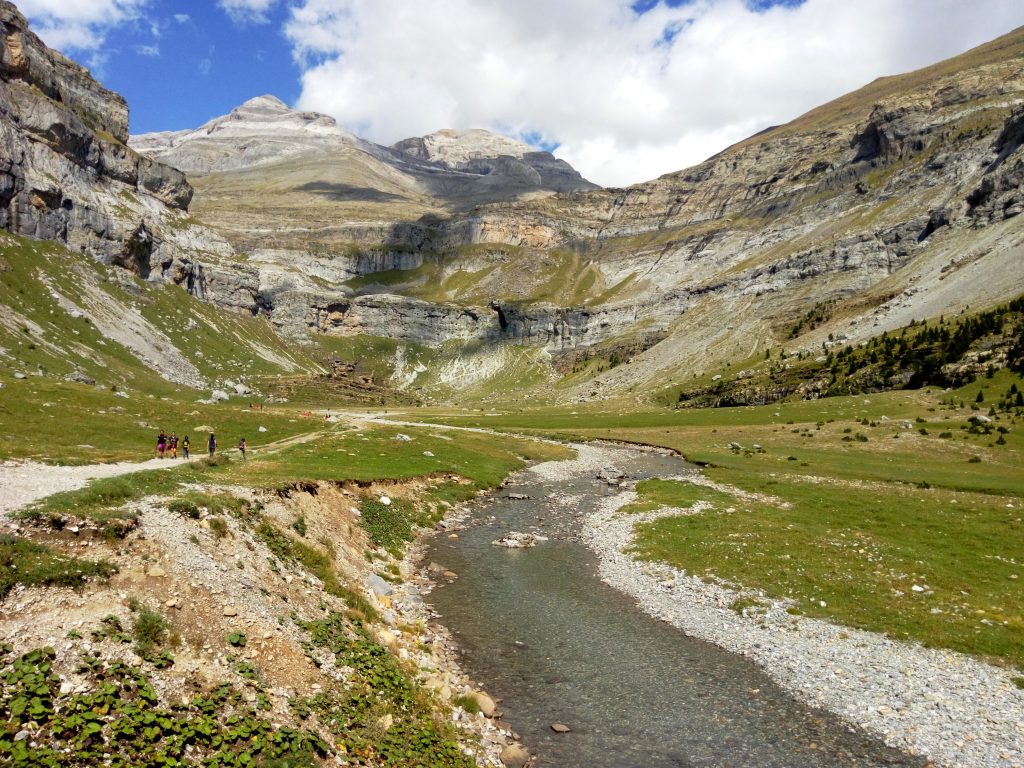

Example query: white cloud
[218,0,279,25]
[285,0,1024,186]
[134,44,159,57]
[16,0,150,51]
[173,13,191,23]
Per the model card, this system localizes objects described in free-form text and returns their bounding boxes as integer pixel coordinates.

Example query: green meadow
[407,372,1024,669]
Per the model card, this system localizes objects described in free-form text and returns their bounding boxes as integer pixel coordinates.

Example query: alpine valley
[2,2,1024,767]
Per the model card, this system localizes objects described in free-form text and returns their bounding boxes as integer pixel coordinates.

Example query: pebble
[551,723,571,734]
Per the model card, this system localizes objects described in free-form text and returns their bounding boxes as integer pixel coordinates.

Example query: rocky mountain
[392,128,598,193]
[3,0,1024,404]
[129,95,356,174]
[128,98,598,352]
[0,0,259,315]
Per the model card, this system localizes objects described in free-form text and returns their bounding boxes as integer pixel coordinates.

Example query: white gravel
[528,443,1024,768]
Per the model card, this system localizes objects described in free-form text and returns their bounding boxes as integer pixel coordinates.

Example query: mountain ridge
[130,98,597,194]
[2,0,1024,404]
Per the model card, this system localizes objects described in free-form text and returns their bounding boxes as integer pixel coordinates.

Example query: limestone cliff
[254,25,1024,400]
[392,128,598,193]
[0,0,257,313]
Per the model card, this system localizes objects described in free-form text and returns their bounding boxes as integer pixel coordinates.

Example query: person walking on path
[208,432,216,457]
[182,434,190,460]
[238,437,247,460]
[169,432,178,459]
[156,430,167,459]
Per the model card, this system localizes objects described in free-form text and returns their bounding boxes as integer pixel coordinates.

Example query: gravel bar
[533,443,1024,768]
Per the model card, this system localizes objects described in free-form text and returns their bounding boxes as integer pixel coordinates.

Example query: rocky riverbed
[424,441,935,768]
[565,443,1024,768]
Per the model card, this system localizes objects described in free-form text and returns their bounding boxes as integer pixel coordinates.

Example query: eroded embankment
[0,472,525,767]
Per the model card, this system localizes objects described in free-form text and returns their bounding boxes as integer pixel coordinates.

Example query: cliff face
[0,1,258,312]
[6,0,1024,401]
[392,128,598,193]
[322,26,1024,392]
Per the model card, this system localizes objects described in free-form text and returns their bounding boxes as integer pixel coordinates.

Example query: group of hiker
[155,430,247,460]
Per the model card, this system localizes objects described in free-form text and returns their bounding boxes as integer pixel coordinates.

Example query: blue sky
[19,0,1024,186]
[65,3,301,134]
[27,0,810,135]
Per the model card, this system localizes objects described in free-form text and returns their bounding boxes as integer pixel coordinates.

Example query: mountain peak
[393,128,536,167]
[130,95,354,174]
[234,94,290,114]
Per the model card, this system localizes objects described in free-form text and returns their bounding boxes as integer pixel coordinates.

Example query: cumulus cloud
[218,0,280,25]
[16,0,150,51]
[285,0,1024,186]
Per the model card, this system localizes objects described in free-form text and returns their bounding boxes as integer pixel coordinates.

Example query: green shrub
[208,516,229,539]
[133,610,169,658]
[452,694,480,715]
[226,632,247,648]
[168,500,200,519]
[0,535,116,598]
[360,499,416,554]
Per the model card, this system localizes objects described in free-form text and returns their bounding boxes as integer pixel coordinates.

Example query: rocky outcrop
[262,286,685,351]
[0,1,259,325]
[393,128,598,192]
[0,0,193,231]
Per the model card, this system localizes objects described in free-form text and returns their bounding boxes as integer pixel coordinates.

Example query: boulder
[64,369,96,385]
[366,573,393,597]
[470,691,497,718]
[492,531,548,548]
[499,743,531,768]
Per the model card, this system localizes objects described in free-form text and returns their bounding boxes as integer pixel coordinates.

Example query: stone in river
[551,722,571,733]
[500,743,531,767]
[470,691,497,717]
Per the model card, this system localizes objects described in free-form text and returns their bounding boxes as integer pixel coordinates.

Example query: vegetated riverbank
[563,443,1024,768]
[0,424,570,767]
[424,441,928,768]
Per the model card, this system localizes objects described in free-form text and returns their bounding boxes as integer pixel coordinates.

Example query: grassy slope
[0,234,398,462]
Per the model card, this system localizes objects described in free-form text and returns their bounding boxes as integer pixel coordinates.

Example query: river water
[425,444,925,768]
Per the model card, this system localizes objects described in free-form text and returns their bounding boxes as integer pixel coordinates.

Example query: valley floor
[561,444,1024,767]
[1,374,1022,767]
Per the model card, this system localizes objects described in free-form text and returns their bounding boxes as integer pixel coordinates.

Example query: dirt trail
[0,430,324,517]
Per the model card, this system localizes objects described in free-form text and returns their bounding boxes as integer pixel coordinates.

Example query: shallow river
[425,444,925,768]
